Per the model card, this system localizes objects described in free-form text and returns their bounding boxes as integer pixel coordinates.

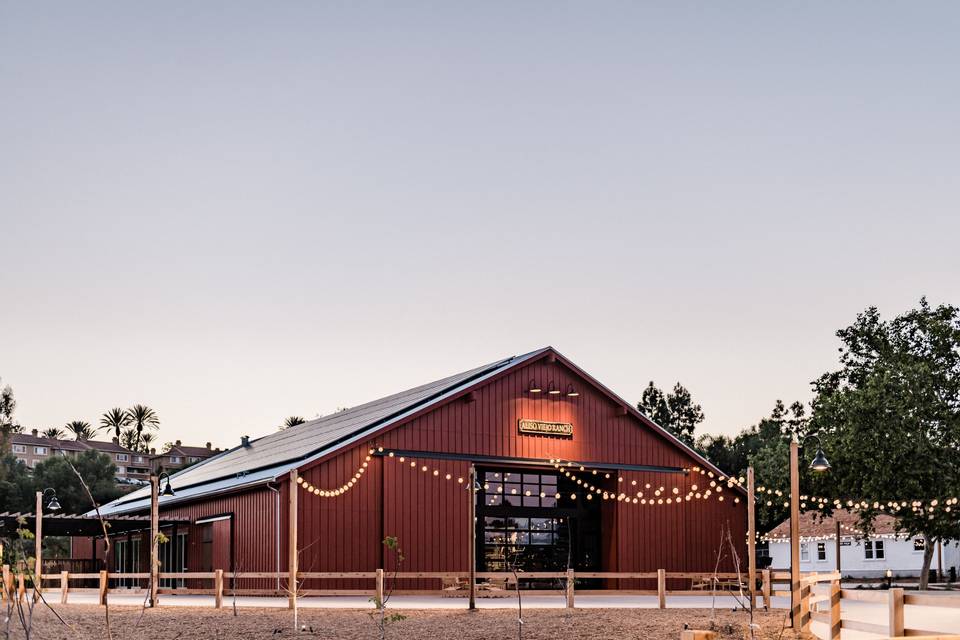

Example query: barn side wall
[292,356,747,587]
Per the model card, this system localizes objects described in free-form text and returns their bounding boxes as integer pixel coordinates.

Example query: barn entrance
[474,467,603,582]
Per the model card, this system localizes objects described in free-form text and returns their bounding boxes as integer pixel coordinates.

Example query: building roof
[159,444,216,458]
[765,510,901,541]
[9,433,118,453]
[95,346,733,517]
[81,439,138,455]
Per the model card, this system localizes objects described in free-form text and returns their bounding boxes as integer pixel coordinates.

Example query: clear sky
[2,3,958,448]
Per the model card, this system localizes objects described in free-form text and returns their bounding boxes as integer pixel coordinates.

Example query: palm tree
[100,407,131,439]
[125,405,159,449]
[282,416,307,430]
[140,432,157,452]
[41,427,65,439]
[64,420,95,440]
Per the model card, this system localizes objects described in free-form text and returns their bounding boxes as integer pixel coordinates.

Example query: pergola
[0,512,187,538]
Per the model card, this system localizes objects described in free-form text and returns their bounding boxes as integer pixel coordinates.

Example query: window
[800,543,809,561]
[865,540,885,560]
[116,466,126,474]
[12,444,26,454]
[169,456,182,464]
[134,456,144,463]
[34,446,48,455]
[16,457,28,466]
[817,542,827,561]
[188,457,200,463]
[116,453,129,462]
[914,538,926,552]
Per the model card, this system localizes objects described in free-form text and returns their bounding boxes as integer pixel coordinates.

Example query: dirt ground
[7,605,810,640]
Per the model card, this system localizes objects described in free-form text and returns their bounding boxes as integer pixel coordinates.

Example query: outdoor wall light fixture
[565,385,579,397]
[547,381,561,395]
[159,471,176,497]
[802,434,831,472]
[42,487,61,511]
[527,380,542,394]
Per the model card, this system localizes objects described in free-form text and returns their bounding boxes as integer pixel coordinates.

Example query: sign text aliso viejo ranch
[518,419,574,438]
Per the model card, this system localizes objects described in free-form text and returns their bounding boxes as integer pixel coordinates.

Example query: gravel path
[9,605,806,640]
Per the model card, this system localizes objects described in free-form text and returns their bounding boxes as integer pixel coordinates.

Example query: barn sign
[518,419,574,438]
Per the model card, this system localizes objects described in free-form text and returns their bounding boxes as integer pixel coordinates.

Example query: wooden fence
[782,571,960,640]
[2,566,763,608]
[6,564,959,639]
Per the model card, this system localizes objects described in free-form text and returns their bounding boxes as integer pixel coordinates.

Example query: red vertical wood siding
[289,356,747,585]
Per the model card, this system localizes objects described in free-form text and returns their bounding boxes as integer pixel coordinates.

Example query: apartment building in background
[150,440,220,474]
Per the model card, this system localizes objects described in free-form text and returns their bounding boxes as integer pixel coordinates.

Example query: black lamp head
[161,479,176,497]
[809,446,831,472]
[46,496,61,511]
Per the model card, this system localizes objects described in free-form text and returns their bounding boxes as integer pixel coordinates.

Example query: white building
[764,511,960,580]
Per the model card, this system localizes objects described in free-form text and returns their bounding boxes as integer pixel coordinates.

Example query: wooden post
[288,468,298,610]
[565,568,575,608]
[888,587,904,637]
[468,464,477,611]
[149,475,159,607]
[835,520,841,576]
[98,570,108,606]
[829,579,841,640]
[657,569,666,609]
[60,570,69,604]
[937,539,944,582]
[2,565,10,603]
[34,491,42,595]
[214,569,223,609]
[17,573,25,602]
[762,569,771,610]
[375,568,384,608]
[746,467,757,609]
[789,439,801,630]
[800,582,811,632]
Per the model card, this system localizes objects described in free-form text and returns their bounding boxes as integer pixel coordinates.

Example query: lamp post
[34,488,60,595]
[149,472,175,607]
[790,434,830,631]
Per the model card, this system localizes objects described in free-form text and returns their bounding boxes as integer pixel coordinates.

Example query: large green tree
[32,450,122,514]
[0,379,21,446]
[0,455,34,513]
[696,399,807,532]
[809,299,960,588]
[637,381,705,447]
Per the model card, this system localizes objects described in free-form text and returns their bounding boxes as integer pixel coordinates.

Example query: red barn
[95,347,746,589]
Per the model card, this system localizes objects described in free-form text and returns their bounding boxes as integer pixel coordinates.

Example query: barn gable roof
[95,346,730,516]
[95,348,548,515]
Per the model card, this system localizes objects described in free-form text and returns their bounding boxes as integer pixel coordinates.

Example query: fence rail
[9,562,958,638]
[1,565,762,609]
[797,572,960,640]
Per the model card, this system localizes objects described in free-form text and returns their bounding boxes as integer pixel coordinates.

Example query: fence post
[17,573,25,603]
[762,569,771,610]
[565,568,575,608]
[1,565,9,603]
[800,583,811,632]
[214,569,223,609]
[375,568,385,608]
[657,569,666,609]
[888,587,904,637]
[98,570,108,606]
[60,571,69,605]
[829,579,841,640]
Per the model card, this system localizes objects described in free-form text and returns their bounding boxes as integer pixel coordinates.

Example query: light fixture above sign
[519,419,573,438]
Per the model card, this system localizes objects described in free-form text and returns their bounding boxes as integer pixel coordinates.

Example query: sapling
[369,536,406,640]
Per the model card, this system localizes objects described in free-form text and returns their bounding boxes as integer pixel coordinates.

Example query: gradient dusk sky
[2,3,958,448]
